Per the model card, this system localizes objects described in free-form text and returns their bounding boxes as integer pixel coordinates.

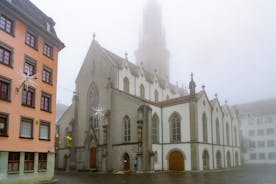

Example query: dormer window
[46,22,51,32]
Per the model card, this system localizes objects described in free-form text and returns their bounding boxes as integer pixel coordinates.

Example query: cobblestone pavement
[55,165,276,184]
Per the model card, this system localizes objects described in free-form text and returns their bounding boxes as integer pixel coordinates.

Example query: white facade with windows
[238,100,276,164]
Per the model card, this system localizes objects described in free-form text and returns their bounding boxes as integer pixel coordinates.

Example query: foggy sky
[31,0,276,106]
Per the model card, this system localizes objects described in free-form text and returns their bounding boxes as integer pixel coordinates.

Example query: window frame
[24,152,34,172]
[24,55,37,76]
[25,31,37,49]
[43,43,53,59]
[20,117,34,139]
[0,14,14,35]
[0,76,11,102]
[38,153,48,171]
[0,112,8,137]
[42,65,53,84]
[22,87,35,108]
[0,43,13,67]
[170,113,181,143]
[123,116,131,142]
[40,92,52,112]
[39,121,51,141]
[8,152,20,173]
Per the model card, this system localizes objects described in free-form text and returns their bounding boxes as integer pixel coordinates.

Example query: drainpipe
[161,107,164,171]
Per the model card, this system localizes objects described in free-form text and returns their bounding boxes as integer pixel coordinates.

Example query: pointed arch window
[123,77,129,93]
[140,84,145,98]
[226,123,230,146]
[154,90,159,102]
[123,116,131,142]
[234,126,237,146]
[152,114,159,143]
[216,118,220,144]
[170,113,181,143]
[202,150,210,170]
[202,113,208,142]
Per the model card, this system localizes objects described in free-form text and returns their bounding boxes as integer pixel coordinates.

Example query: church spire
[135,0,170,80]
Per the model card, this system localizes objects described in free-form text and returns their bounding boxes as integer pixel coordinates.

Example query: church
[56,0,241,172]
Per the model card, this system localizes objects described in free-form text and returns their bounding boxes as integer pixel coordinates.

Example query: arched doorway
[169,151,184,171]
[90,147,97,169]
[123,153,130,171]
[227,151,231,168]
[235,152,239,166]
[202,150,209,170]
[216,151,222,169]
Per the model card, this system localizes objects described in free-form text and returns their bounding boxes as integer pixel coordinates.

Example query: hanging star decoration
[92,105,105,120]
[17,69,37,91]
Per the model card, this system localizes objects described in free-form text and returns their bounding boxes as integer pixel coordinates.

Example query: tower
[135,0,170,79]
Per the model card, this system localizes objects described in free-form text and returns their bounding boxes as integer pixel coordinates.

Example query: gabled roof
[98,42,186,93]
[210,98,223,113]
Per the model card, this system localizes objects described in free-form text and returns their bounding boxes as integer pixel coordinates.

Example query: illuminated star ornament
[92,105,105,120]
[17,69,37,91]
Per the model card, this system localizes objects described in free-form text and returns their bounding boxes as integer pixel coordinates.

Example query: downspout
[222,114,225,167]
[161,107,164,171]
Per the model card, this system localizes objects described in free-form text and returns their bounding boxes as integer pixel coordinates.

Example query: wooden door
[90,148,97,168]
[123,153,130,170]
[169,151,184,171]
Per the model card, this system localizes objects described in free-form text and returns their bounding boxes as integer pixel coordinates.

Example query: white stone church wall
[197,94,212,143]
[198,144,213,170]
[161,104,190,143]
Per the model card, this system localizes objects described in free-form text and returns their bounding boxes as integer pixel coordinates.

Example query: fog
[31,0,276,106]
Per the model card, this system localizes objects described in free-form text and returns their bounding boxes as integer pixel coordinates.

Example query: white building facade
[238,101,276,164]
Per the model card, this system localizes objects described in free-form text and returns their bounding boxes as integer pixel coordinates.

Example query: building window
[152,114,159,143]
[39,121,50,140]
[24,152,34,171]
[22,88,35,107]
[38,153,47,170]
[250,153,257,160]
[25,32,36,48]
[123,77,129,93]
[123,116,131,142]
[257,129,264,136]
[0,113,8,136]
[20,117,33,138]
[202,150,210,170]
[0,45,11,66]
[267,140,275,147]
[24,56,36,76]
[216,151,222,169]
[259,153,266,160]
[140,84,145,98]
[0,77,11,101]
[43,43,53,58]
[267,128,274,135]
[42,66,52,84]
[154,90,159,103]
[8,152,20,172]
[170,112,181,142]
[226,123,230,146]
[216,119,220,144]
[234,127,237,146]
[268,152,276,160]
[0,15,13,34]
[257,141,265,148]
[249,140,256,148]
[41,92,51,112]
[202,113,208,142]
[248,130,255,136]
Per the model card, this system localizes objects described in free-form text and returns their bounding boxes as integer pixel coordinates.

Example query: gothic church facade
[56,0,241,172]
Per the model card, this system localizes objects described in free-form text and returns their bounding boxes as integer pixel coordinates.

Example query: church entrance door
[90,147,97,169]
[123,153,130,170]
[169,151,184,171]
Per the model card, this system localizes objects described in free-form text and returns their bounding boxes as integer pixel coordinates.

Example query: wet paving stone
[55,165,276,184]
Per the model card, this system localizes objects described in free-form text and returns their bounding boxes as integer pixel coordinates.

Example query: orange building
[0,0,64,183]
